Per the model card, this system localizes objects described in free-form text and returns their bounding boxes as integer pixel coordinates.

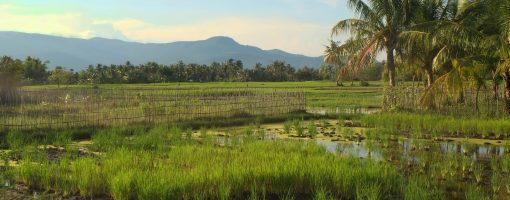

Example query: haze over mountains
[0,31,323,70]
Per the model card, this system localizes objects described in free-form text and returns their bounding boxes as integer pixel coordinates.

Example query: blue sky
[0,0,354,56]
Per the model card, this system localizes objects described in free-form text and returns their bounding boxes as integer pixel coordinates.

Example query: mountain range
[0,31,323,70]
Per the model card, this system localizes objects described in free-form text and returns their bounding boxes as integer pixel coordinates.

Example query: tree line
[328,0,510,111]
[0,56,382,86]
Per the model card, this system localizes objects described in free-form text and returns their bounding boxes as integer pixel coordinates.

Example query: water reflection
[307,107,380,115]
[316,139,507,161]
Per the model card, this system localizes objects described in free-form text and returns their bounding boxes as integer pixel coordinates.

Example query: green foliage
[308,121,318,138]
[244,125,254,136]
[48,66,73,87]
[356,183,381,200]
[14,140,408,199]
[293,120,304,137]
[133,126,167,151]
[7,130,32,150]
[169,126,182,144]
[283,120,292,134]
[199,126,208,138]
[361,112,510,138]
[91,128,127,151]
[109,171,137,200]
[465,185,490,200]
[46,130,72,148]
[73,158,107,197]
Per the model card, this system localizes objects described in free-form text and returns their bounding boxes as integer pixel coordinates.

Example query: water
[307,107,381,115]
[212,130,507,163]
[316,138,507,161]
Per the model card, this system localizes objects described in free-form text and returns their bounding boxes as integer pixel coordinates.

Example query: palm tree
[399,0,459,87]
[331,0,418,87]
[411,0,489,108]
[324,41,345,86]
[490,0,510,112]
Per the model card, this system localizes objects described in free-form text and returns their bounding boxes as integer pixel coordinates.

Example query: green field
[1,81,509,199]
[23,81,385,109]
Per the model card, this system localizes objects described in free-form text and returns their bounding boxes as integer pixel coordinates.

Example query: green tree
[48,66,73,88]
[323,41,346,86]
[331,0,418,87]
[398,0,460,87]
[415,0,492,108]
[23,56,48,84]
[0,56,23,104]
[490,0,510,112]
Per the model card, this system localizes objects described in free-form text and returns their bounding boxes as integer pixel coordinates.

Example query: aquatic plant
[473,163,484,184]
[185,128,193,141]
[46,130,72,148]
[320,119,328,128]
[6,130,33,150]
[283,120,292,134]
[133,126,167,151]
[244,126,254,136]
[308,121,318,138]
[491,172,502,197]
[91,128,128,151]
[465,185,490,200]
[293,120,304,137]
[199,126,208,138]
[356,183,381,200]
[73,158,107,197]
[404,176,441,200]
[313,188,333,200]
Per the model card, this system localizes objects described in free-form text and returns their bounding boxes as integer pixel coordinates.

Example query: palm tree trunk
[386,47,396,87]
[425,65,434,87]
[494,81,499,100]
[505,73,510,113]
[492,70,499,100]
[475,85,480,113]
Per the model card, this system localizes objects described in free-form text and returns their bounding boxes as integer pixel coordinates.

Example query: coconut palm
[331,0,418,87]
[324,40,346,86]
[410,0,489,108]
[398,0,459,87]
[490,0,510,112]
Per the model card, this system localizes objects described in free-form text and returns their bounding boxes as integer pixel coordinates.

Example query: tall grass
[361,112,510,138]
[15,139,410,199]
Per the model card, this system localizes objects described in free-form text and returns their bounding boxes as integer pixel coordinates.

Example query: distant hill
[0,31,323,70]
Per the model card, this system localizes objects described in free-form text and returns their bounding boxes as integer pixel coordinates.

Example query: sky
[0,0,354,57]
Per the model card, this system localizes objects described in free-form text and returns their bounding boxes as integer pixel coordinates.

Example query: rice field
[1,81,509,199]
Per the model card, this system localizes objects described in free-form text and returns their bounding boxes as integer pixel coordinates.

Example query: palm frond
[347,0,384,27]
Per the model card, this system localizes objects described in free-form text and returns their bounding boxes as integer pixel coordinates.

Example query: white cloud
[0,4,127,40]
[0,3,331,56]
[110,17,330,56]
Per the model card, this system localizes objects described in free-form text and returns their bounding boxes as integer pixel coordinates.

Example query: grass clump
[7,130,33,150]
[283,120,292,134]
[293,120,304,137]
[308,121,318,138]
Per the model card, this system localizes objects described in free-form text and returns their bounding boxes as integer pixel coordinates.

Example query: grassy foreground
[0,125,441,200]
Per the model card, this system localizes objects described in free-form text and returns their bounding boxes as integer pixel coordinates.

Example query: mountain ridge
[0,31,323,70]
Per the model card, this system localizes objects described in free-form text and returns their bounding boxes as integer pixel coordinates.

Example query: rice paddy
[1,82,509,199]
